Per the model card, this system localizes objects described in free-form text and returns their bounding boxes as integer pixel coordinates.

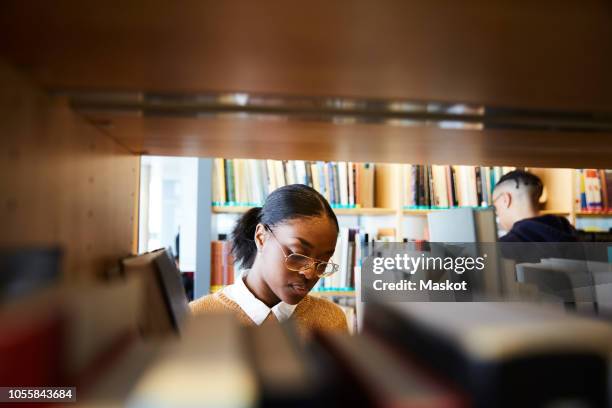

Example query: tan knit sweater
[190,291,348,337]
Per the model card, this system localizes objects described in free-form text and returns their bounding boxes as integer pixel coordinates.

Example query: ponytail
[231,206,262,269]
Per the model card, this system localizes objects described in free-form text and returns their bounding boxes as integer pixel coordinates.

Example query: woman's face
[255,216,338,305]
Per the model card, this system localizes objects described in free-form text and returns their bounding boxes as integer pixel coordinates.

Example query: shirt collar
[222,271,298,325]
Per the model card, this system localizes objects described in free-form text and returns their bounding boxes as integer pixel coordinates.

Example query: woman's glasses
[263,225,339,278]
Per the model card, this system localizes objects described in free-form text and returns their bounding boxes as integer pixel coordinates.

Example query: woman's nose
[298,265,317,280]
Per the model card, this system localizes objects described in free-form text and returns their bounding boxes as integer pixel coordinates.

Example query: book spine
[334,163,341,206]
[225,159,235,204]
[339,162,348,206]
[319,162,332,204]
[348,162,355,207]
[450,166,459,207]
[475,166,483,206]
[579,169,587,211]
[355,163,362,207]
[305,161,313,188]
[599,169,608,212]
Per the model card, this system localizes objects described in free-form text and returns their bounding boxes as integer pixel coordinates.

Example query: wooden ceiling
[2,1,612,166]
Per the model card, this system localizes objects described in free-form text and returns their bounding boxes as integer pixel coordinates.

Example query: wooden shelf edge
[310,290,355,297]
[213,205,580,220]
[575,211,612,217]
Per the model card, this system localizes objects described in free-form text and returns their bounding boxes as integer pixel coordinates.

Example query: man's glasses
[263,224,339,278]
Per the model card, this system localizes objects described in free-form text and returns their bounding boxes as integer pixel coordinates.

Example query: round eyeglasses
[264,225,339,278]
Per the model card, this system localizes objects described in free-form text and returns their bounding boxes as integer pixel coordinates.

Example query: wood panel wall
[0,60,140,282]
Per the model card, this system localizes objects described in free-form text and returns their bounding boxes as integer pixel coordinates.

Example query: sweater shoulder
[189,292,256,326]
[189,292,234,315]
[294,295,348,333]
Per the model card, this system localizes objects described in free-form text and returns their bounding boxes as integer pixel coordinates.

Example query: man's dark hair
[494,170,544,205]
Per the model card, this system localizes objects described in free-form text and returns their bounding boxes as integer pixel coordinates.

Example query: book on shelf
[316,227,360,292]
[127,313,259,408]
[10,286,612,406]
[0,278,143,390]
[210,240,235,293]
[402,164,514,209]
[212,158,376,208]
[121,249,190,337]
[316,331,464,407]
[364,302,612,407]
[575,169,611,213]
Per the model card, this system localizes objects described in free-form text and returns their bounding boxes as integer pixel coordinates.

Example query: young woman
[190,184,348,335]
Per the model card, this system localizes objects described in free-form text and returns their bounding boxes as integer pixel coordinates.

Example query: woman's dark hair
[231,184,339,269]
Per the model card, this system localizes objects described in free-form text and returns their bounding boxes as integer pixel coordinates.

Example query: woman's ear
[254,223,267,252]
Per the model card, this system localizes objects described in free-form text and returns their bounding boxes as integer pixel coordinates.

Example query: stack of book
[575,169,612,213]
[213,158,376,208]
[402,164,514,209]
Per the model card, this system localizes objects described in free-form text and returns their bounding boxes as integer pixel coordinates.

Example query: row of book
[209,233,357,292]
[0,248,189,398]
[316,227,359,291]
[576,169,612,213]
[402,164,515,209]
[210,228,403,294]
[213,158,376,208]
[37,298,612,406]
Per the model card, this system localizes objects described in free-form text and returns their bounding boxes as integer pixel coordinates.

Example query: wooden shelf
[212,205,256,214]
[310,290,355,297]
[402,207,490,216]
[402,209,432,215]
[333,208,395,216]
[212,205,395,216]
[401,208,572,217]
[575,211,612,217]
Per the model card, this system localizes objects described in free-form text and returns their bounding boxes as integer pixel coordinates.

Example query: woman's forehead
[273,217,338,242]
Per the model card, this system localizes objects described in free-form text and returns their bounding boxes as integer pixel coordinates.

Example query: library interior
[2,2,612,407]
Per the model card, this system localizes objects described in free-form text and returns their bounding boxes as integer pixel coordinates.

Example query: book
[316,331,464,407]
[403,165,515,209]
[210,240,235,292]
[364,302,612,408]
[245,322,321,406]
[225,159,235,203]
[127,314,258,408]
[121,249,190,337]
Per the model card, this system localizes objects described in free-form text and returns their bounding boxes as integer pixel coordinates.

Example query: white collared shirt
[222,270,298,325]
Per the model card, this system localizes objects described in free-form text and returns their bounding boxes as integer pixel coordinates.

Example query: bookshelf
[0,61,139,282]
[203,158,610,296]
[3,5,612,405]
[2,26,610,294]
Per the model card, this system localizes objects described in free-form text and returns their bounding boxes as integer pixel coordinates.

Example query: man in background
[492,170,578,242]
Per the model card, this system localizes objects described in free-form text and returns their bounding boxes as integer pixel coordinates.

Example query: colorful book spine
[403,165,515,209]
[212,159,376,209]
